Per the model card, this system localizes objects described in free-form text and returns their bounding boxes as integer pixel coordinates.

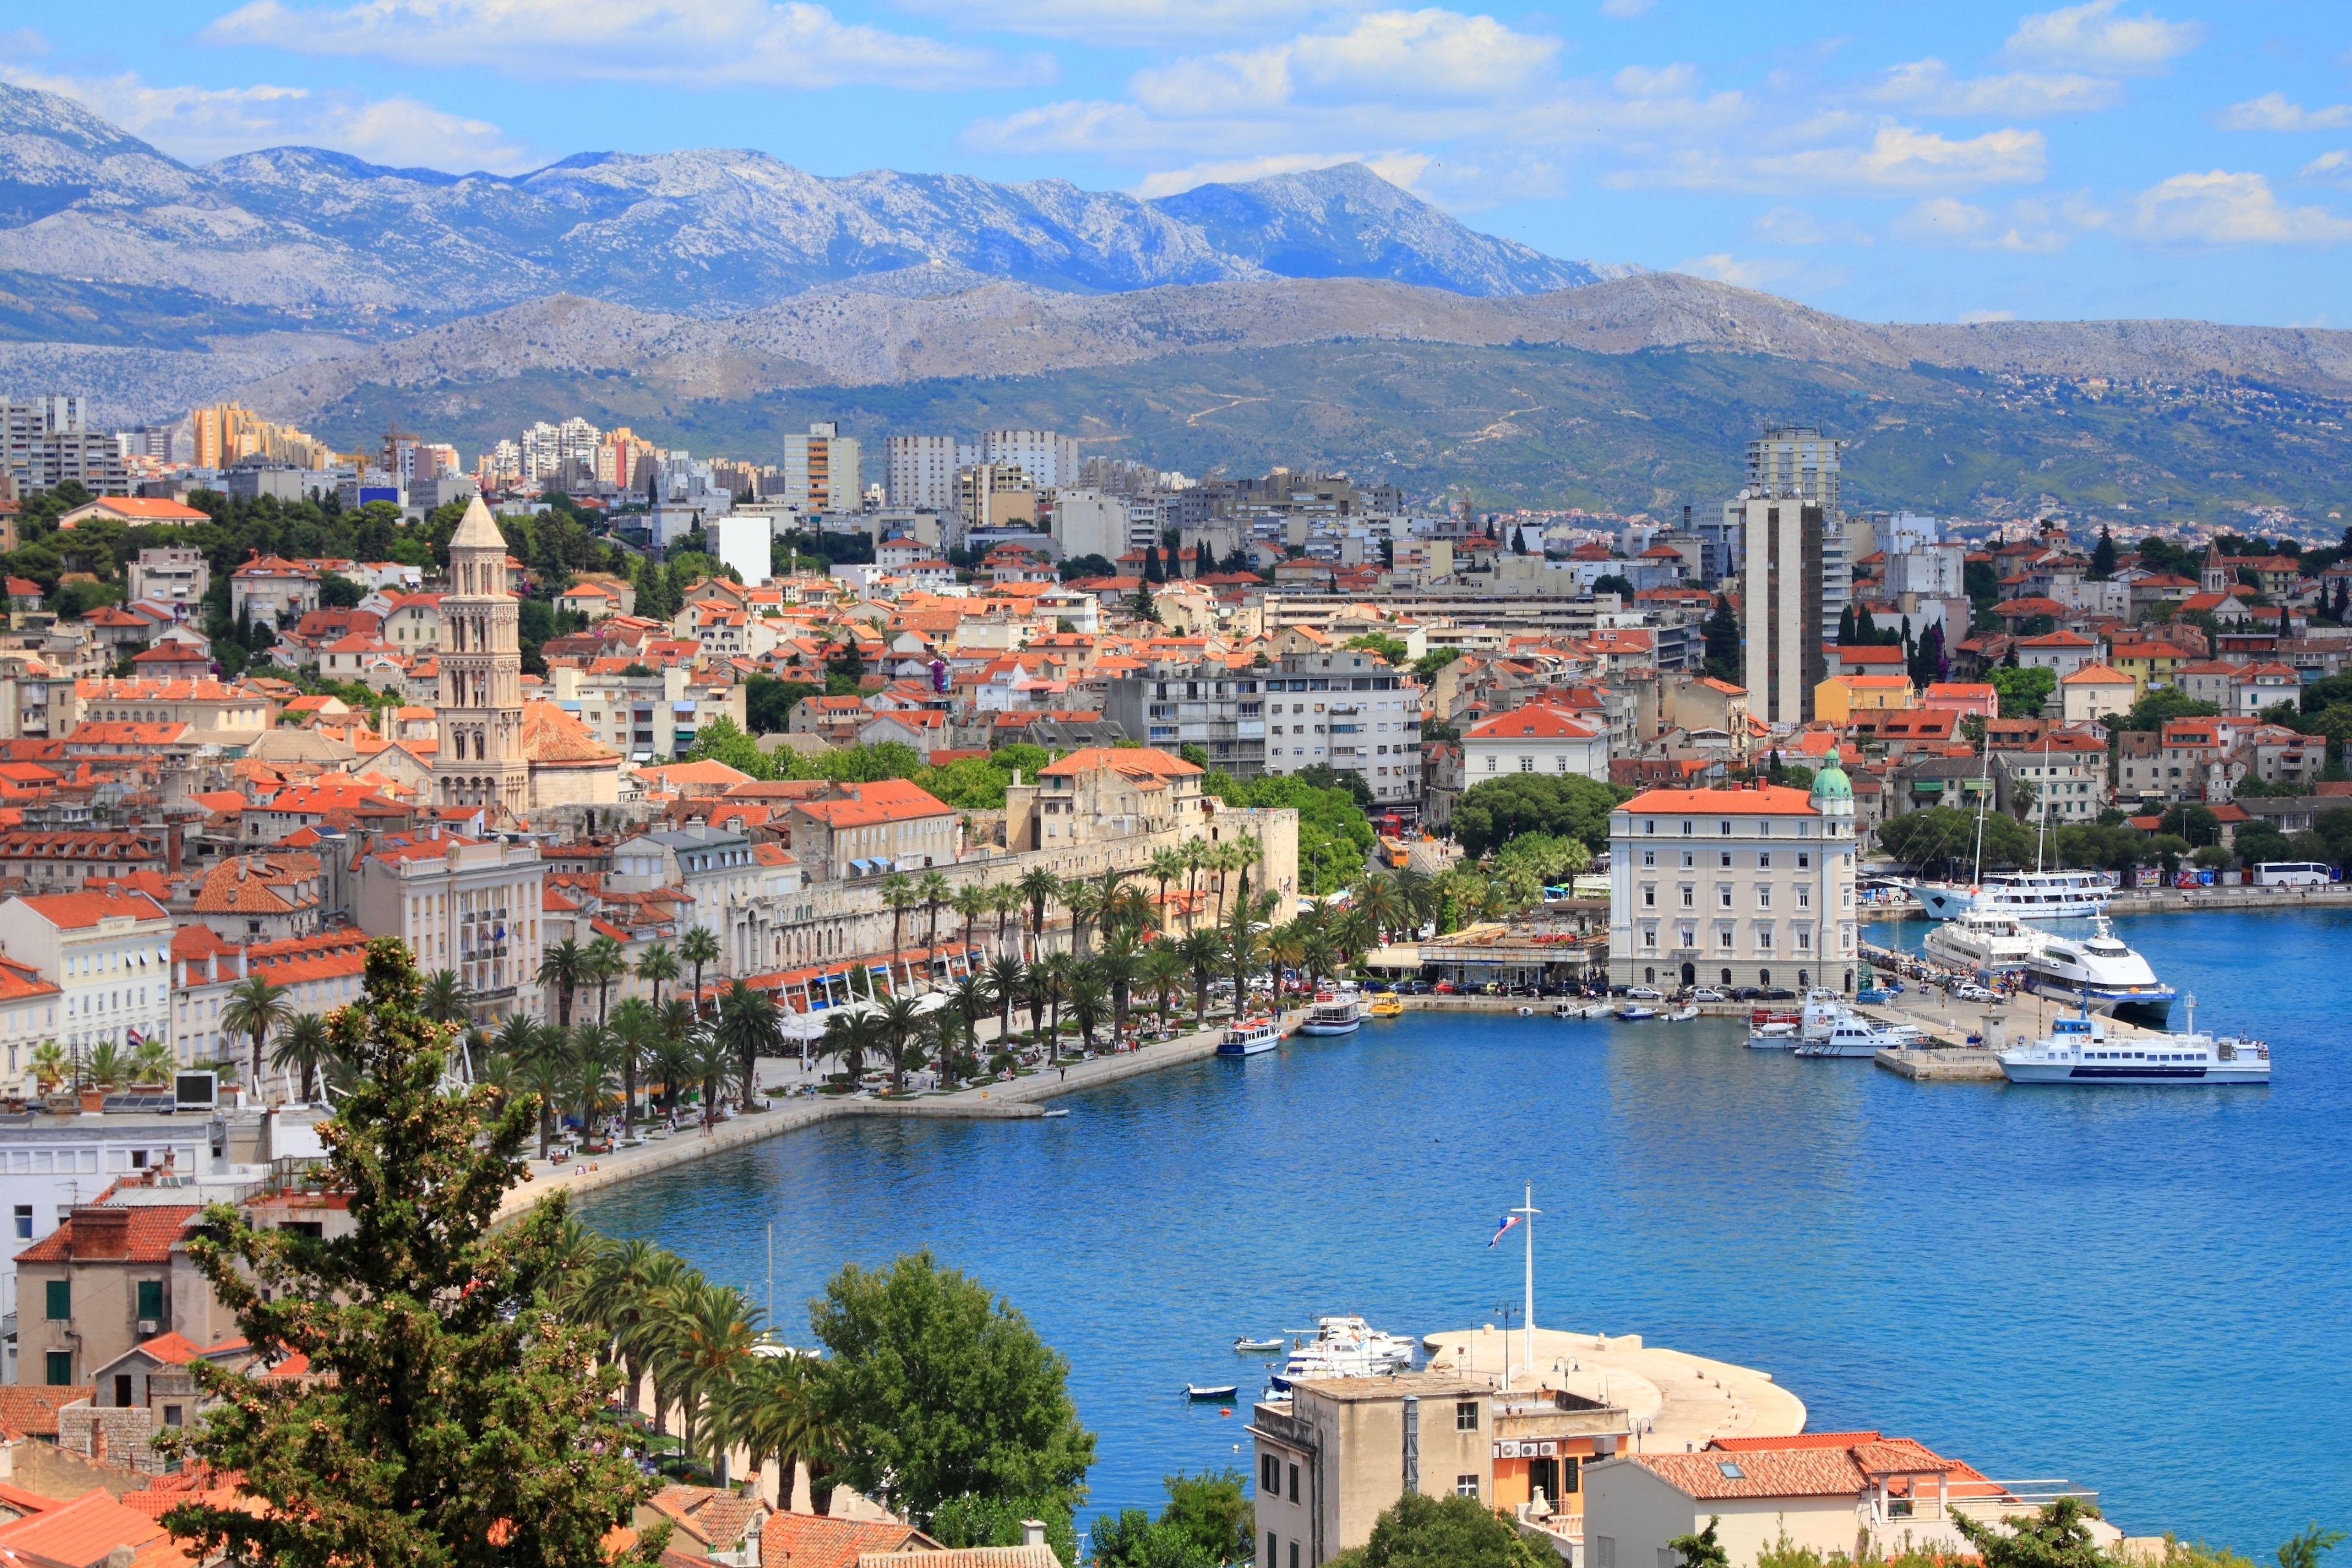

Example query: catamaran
[2018,914,2176,1025]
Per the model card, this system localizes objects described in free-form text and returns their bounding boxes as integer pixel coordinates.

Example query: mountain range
[2,81,2350,525]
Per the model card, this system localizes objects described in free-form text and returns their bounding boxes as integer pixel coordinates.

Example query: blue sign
[358,486,401,505]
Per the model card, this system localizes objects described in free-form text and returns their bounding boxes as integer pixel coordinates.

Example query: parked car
[1431,981,1458,995]
[1756,987,1797,1001]
[1729,986,1763,1001]
[1623,985,1664,1001]
[1951,982,1994,1003]
[1690,987,1727,1002]
[1398,979,1434,995]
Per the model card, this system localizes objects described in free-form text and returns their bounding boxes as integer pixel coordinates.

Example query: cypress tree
[2090,526,2117,579]
[164,939,663,1568]
[1838,604,1857,646]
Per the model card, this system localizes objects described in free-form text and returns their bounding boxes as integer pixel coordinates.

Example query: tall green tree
[809,1250,1093,1529]
[221,975,293,1095]
[1327,1491,1553,1568]
[160,938,665,1568]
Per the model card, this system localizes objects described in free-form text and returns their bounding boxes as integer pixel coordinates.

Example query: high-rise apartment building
[955,463,1036,529]
[519,418,601,486]
[1744,427,1847,641]
[189,402,331,471]
[2,396,125,496]
[782,422,862,512]
[884,435,960,510]
[981,429,1078,491]
[1740,497,1825,727]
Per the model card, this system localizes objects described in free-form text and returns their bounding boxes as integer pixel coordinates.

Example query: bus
[2253,861,2335,887]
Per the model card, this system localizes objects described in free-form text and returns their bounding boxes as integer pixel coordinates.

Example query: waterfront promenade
[1422,1326,1807,1450]
[498,1007,1303,1219]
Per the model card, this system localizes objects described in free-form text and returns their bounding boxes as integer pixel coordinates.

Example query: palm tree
[948,974,991,1053]
[649,1032,699,1117]
[715,1352,835,1499]
[1225,908,1267,1016]
[271,1012,332,1102]
[819,1008,876,1084]
[1066,968,1108,1052]
[129,1038,173,1088]
[1017,865,1060,959]
[679,925,722,1019]
[1357,872,1407,944]
[1182,835,1211,923]
[1147,846,1186,931]
[221,975,293,1098]
[29,1041,66,1095]
[1207,842,1242,923]
[989,881,1023,959]
[516,1052,568,1160]
[927,1006,974,1089]
[917,870,951,984]
[1332,907,1375,967]
[86,1039,126,1090]
[1139,941,1187,1037]
[566,1051,620,1144]
[986,956,1025,1047]
[1267,925,1307,1000]
[1060,875,1105,958]
[587,1237,675,1420]
[878,871,917,990]
[663,1279,764,1471]
[1179,929,1223,1025]
[713,980,782,1107]
[692,1027,733,1126]
[952,882,992,972]
[499,1012,567,1156]
[610,994,660,1130]
[876,993,929,1093]
[536,938,586,1030]
[636,941,681,1017]
[584,933,629,1029]
[1395,864,1438,935]
[419,969,471,1028]
[1094,930,1143,1038]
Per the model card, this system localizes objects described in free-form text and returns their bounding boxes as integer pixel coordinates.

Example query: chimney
[68,1205,129,1261]
[1021,1520,1047,1550]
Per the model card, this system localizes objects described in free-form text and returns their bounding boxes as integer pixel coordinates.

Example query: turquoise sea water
[576,908,2351,1555]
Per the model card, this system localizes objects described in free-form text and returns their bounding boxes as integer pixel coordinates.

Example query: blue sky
[9,0,2352,326]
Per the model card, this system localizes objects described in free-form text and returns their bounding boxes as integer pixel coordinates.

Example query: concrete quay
[1853,982,2179,1084]
[497,1008,1298,1219]
[1421,1326,1807,1452]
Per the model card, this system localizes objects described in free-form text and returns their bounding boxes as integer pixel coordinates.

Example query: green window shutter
[45,1351,73,1386]
[137,1280,164,1321]
[44,1279,69,1320]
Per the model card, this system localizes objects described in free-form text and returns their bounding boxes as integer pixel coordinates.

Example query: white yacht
[1910,870,2114,921]
[1795,992,1923,1057]
[1296,983,1364,1037]
[1998,1001,2269,1086]
[1921,908,2042,976]
[1264,1315,1415,1395]
[1218,1017,1283,1056]
[1746,1006,1803,1048]
[2018,915,2177,1025]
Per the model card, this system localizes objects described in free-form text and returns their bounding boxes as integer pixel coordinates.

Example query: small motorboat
[1665,1006,1699,1023]
[1233,1335,1284,1353]
[1550,1003,1581,1019]
[1185,1383,1240,1401]
[1366,992,1404,1018]
[1515,1005,1535,1016]
[1040,1109,1071,1119]
[1615,1005,1658,1022]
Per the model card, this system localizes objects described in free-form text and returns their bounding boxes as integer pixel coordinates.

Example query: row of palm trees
[550,1228,825,1488]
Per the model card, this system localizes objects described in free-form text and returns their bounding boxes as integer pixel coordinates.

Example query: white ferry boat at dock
[1218,1017,1284,1056]
[1793,992,1923,1057]
[2018,915,2177,1025]
[1296,982,1365,1037]
[1921,907,2042,977]
[1908,870,2114,921]
[1997,1000,2269,1085]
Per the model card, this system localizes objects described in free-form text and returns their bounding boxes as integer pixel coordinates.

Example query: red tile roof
[9,886,172,929]
[793,778,956,827]
[15,1205,198,1264]
[760,1515,933,1568]
[1618,785,1820,816]
[0,1386,93,1439]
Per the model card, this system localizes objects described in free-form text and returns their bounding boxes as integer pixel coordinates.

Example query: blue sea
[575,908,2352,1556]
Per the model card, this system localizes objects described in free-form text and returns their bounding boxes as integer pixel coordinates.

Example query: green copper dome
[1809,744,1853,802]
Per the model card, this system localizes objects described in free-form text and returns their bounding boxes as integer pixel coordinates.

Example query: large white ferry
[2018,915,2177,1025]
[1910,870,2114,921]
[1921,907,2042,976]
[1997,1002,2269,1086]
[1296,983,1364,1037]
[1218,1017,1283,1056]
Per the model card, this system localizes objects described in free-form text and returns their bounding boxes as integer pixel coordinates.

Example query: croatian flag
[1488,1213,1521,1248]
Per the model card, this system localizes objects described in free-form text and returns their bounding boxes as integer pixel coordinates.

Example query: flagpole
[1514,1184,1540,1390]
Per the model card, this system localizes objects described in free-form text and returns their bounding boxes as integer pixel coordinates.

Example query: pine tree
[163,939,663,1568]
[2090,526,2117,579]
[1702,595,1742,682]
[1131,581,1161,625]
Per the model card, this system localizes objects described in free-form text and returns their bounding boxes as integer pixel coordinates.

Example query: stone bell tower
[433,497,529,819]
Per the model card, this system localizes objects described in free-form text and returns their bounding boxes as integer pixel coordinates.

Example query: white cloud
[1129,9,1561,113]
[1872,59,2123,117]
[1740,125,2048,194]
[1613,64,1697,99]
[2000,0,2201,76]
[1,64,538,171]
[203,0,1029,92]
[2214,93,2352,132]
[2132,170,2352,244]
[1673,253,1800,289]
[1959,309,2019,323]
[1890,196,2070,251]
[1599,0,1653,15]
[2304,149,2351,179]
[889,0,1351,45]
[1751,206,1871,245]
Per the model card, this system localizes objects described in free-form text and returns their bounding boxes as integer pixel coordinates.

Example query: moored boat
[1218,1017,1283,1055]
[1922,907,2041,976]
[1366,992,1404,1018]
[1997,998,2267,1085]
[1665,1005,1699,1022]
[2019,915,2176,1025]
[1747,1008,1802,1048]
[1910,869,2115,921]
[1615,1005,1658,1022]
[1185,1383,1239,1400]
[1233,1335,1283,1353]
[1297,983,1365,1036]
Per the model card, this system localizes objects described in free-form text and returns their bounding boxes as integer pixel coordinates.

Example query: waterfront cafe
[720,939,990,1016]
[1360,913,1607,992]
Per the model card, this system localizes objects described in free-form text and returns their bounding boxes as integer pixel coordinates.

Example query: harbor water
[576,907,2351,1555]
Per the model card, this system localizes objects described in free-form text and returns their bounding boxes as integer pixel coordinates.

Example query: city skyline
[1,1,2349,328]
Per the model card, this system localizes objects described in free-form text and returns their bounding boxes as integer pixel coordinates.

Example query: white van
[2253,861,2334,887]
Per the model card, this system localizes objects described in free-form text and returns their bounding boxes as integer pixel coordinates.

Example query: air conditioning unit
[137,1319,158,1336]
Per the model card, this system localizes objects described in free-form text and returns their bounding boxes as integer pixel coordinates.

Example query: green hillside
[315,341,2352,527]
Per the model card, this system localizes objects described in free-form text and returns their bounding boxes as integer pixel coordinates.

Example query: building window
[1599,1540,1616,1568]
[138,1280,164,1321]
[1642,886,1656,907]
[45,1351,72,1385]
[1269,1536,1278,1568]
[1756,887,1771,910]
[1290,1463,1300,1502]
[1262,1455,1278,1491]
[12,1205,28,1239]
[1456,1401,1479,1431]
[1758,853,1770,870]
[1519,756,1533,772]
[1456,1475,1481,1499]
[45,1280,70,1319]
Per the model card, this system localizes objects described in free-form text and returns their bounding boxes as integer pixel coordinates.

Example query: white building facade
[1462,706,1610,783]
